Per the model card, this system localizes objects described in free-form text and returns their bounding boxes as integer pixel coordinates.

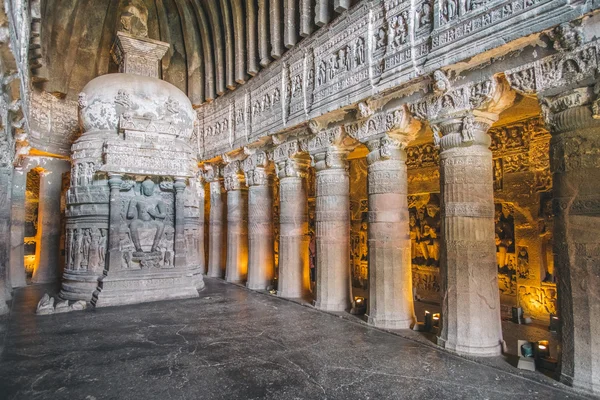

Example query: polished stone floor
[0,279,589,400]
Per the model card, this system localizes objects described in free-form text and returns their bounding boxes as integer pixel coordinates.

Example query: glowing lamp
[432,313,440,328]
[548,314,559,332]
[424,311,432,331]
[536,340,550,359]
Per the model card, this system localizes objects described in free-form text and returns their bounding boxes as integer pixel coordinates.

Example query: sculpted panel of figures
[408,193,441,268]
[116,177,176,270]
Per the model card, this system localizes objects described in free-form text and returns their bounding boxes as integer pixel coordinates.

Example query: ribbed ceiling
[30,0,357,107]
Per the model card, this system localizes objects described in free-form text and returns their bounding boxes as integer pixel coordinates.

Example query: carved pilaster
[306,126,357,311]
[205,164,226,278]
[106,174,124,274]
[173,178,187,267]
[223,159,248,283]
[541,86,600,395]
[242,151,275,290]
[273,139,311,298]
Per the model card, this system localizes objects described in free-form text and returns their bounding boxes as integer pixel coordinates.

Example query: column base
[246,281,270,291]
[437,337,502,357]
[367,315,414,330]
[207,271,223,279]
[60,270,103,302]
[91,268,203,308]
[562,373,600,397]
[315,300,348,312]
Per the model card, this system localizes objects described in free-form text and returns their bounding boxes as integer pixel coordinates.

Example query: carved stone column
[435,113,502,356]
[106,174,124,272]
[243,151,274,290]
[0,168,12,312]
[307,126,356,312]
[274,140,310,298]
[205,165,225,278]
[32,161,69,283]
[223,160,248,284]
[8,167,27,288]
[195,173,207,275]
[173,178,187,267]
[365,137,415,329]
[542,87,600,395]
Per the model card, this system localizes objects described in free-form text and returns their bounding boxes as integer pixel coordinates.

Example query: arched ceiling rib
[32,0,357,107]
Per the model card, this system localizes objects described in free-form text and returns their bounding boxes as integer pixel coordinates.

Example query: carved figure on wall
[88,228,100,270]
[74,228,83,270]
[344,45,352,71]
[98,229,107,267]
[127,178,167,254]
[81,229,91,267]
[418,3,432,27]
[493,158,503,191]
[119,231,133,269]
[376,26,386,50]
[517,247,530,279]
[495,203,515,274]
[441,0,457,24]
[355,38,365,65]
[408,194,441,267]
[318,60,326,86]
[394,13,408,47]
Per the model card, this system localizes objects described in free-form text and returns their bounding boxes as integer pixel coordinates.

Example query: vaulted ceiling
[31,0,357,107]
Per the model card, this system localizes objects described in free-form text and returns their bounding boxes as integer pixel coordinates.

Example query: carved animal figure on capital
[127,178,167,253]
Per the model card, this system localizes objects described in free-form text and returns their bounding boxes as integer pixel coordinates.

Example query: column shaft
[277,176,309,298]
[32,169,64,283]
[106,174,123,272]
[9,168,27,288]
[367,150,415,329]
[548,102,600,395]
[438,138,502,356]
[314,168,350,311]
[173,179,187,267]
[225,188,248,283]
[207,181,225,278]
[246,184,274,290]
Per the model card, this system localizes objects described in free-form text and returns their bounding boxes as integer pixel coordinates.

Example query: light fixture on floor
[432,313,440,328]
[548,314,559,332]
[424,311,432,331]
[350,296,366,315]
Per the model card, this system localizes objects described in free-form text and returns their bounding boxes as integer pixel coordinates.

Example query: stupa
[59,22,204,307]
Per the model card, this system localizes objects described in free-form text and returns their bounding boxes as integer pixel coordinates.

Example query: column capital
[107,173,123,189]
[540,85,600,135]
[203,163,222,183]
[410,72,515,150]
[222,159,246,191]
[346,104,422,146]
[365,136,407,165]
[173,177,187,192]
[242,150,274,187]
[273,139,310,179]
[303,125,357,171]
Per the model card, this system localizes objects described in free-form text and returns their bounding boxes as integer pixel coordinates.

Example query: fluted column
[32,161,69,283]
[542,87,600,395]
[205,165,225,278]
[242,151,275,290]
[274,140,310,298]
[435,113,502,356]
[195,173,207,274]
[223,160,248,284]
[307,126,356,312]
[173,178,187,267]
[365,137,415,329]
[9,167,27,288]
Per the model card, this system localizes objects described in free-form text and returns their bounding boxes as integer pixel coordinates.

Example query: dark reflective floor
[0,279,589,400]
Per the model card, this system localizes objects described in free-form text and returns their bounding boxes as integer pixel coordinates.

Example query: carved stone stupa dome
[78,72,195,139]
